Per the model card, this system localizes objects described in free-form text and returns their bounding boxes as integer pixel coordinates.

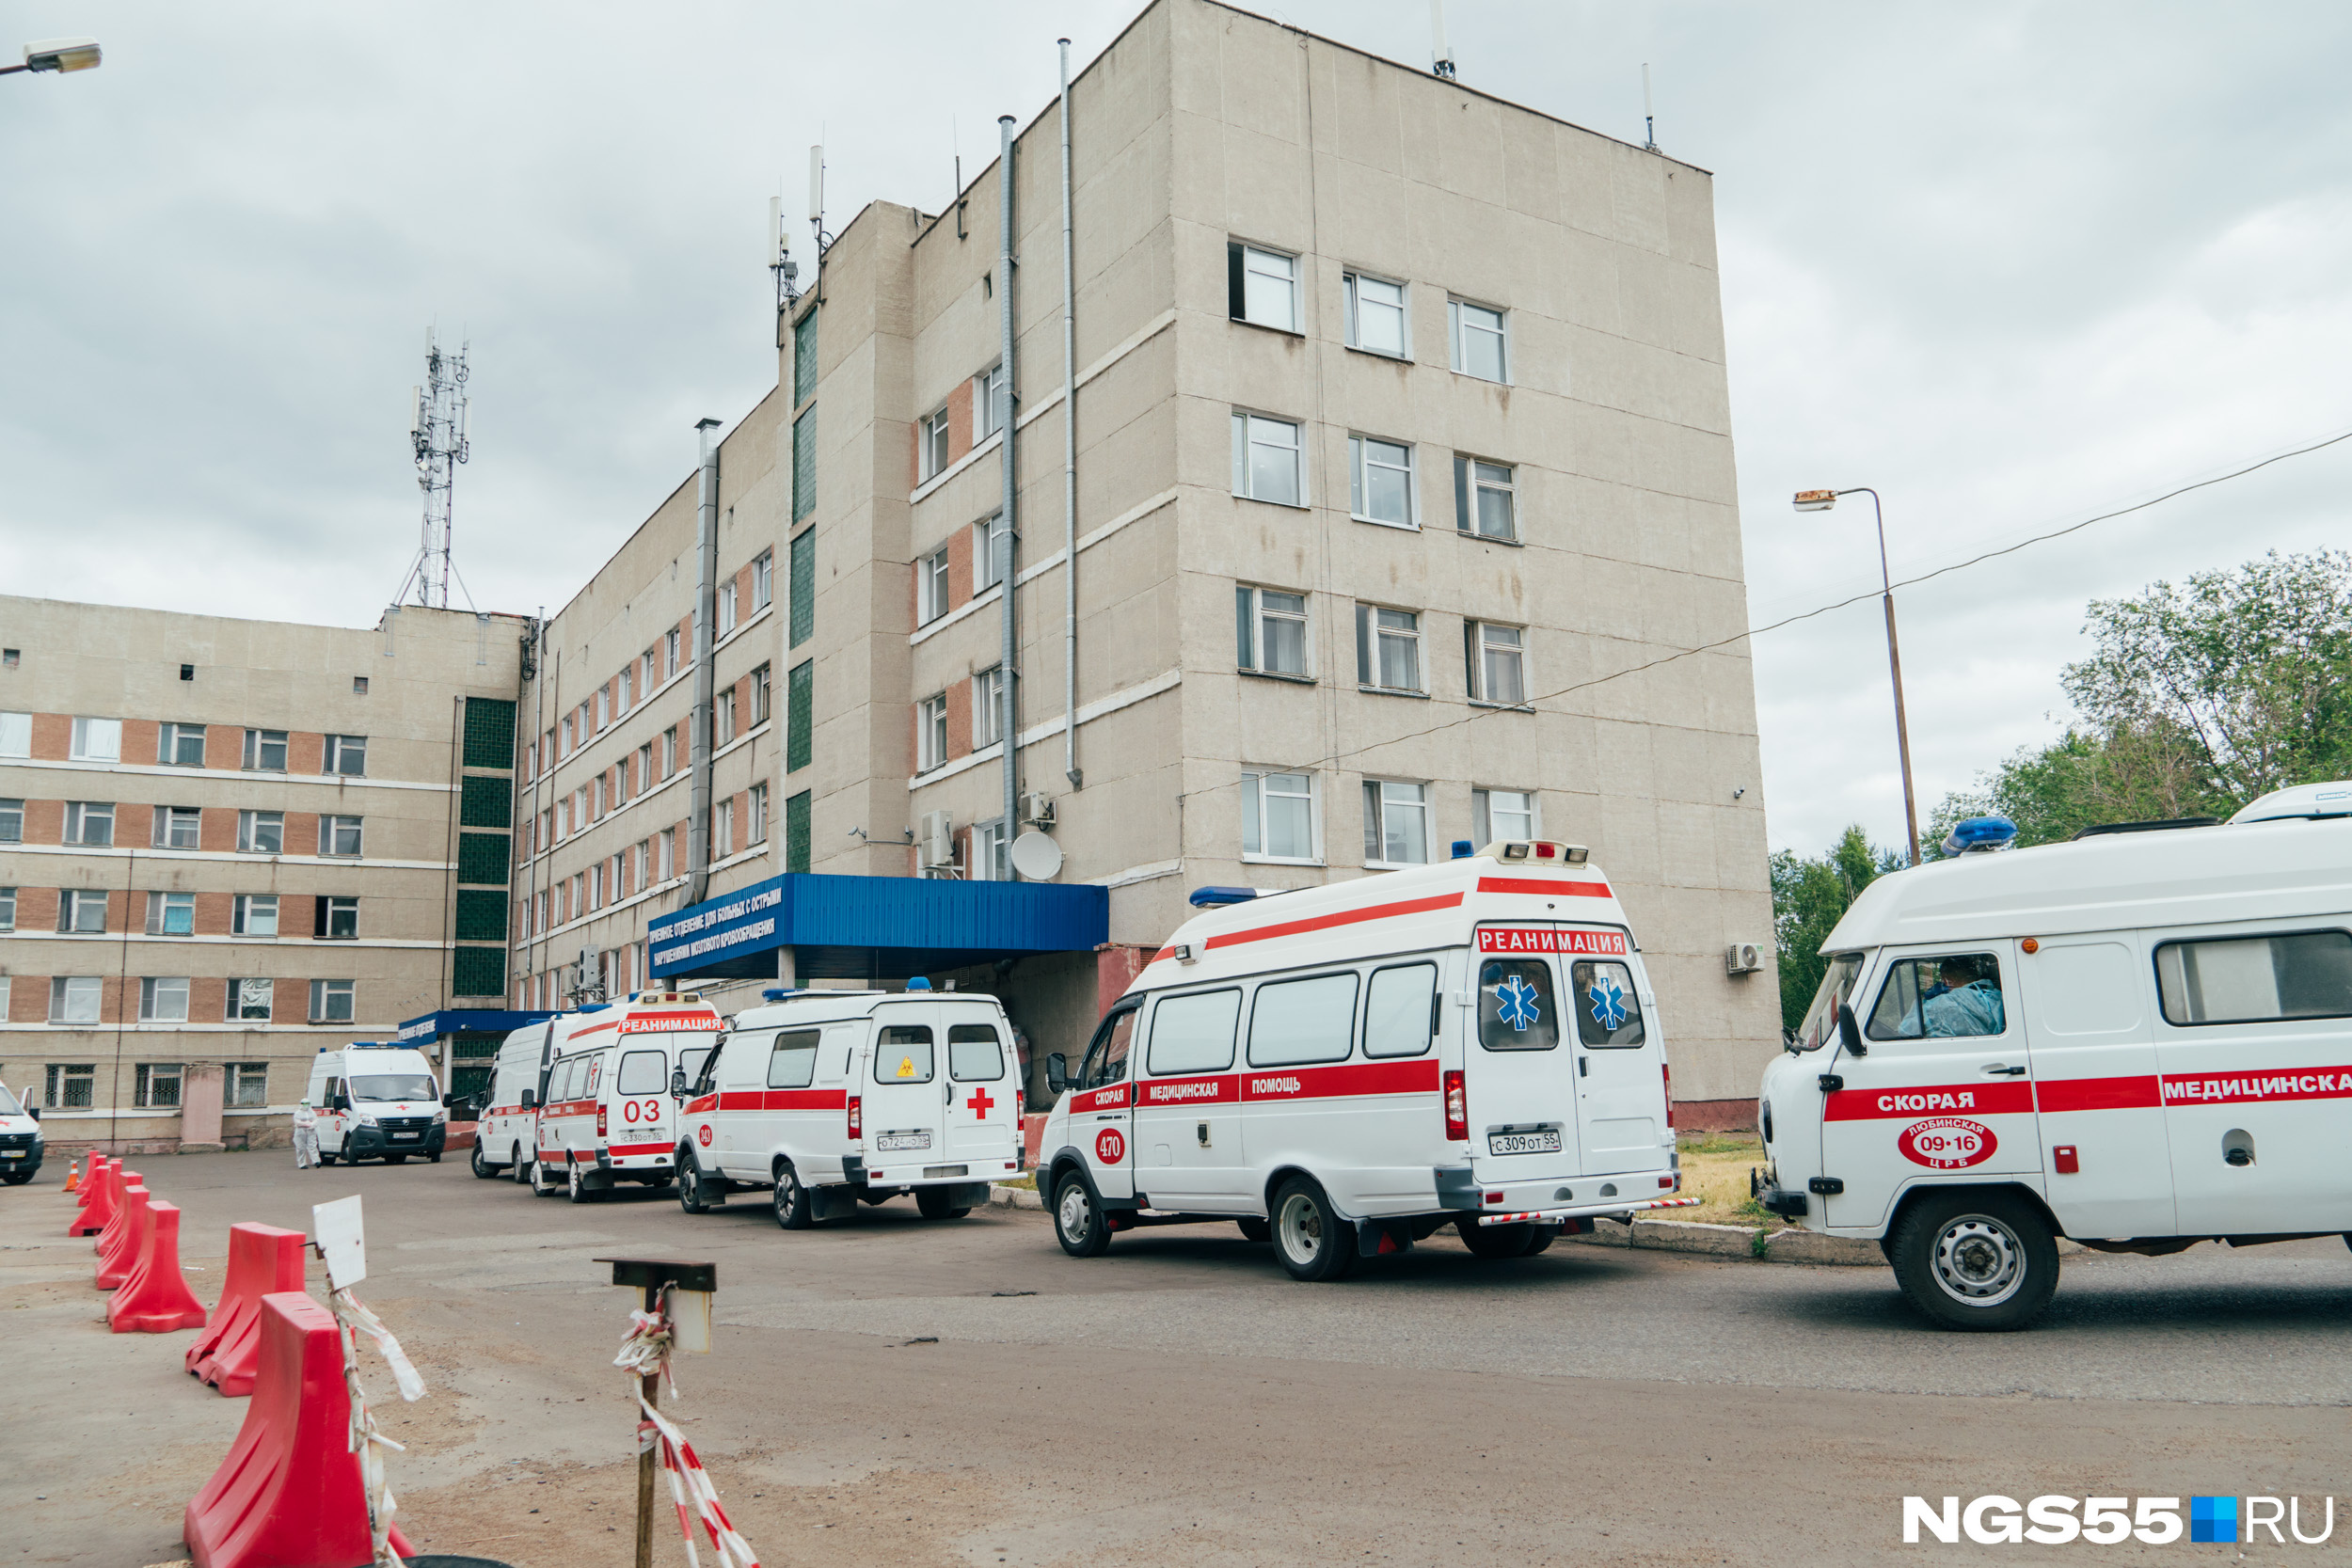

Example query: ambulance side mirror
[331,1093,352,1112]
[1045,1053,1068,1095]
[1836,1004,1867,1057]
[24,1106,39,1122]
[670,1069,689,1098]
[520,1089,537,1110]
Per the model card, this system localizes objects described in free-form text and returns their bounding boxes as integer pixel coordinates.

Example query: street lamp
[1793,485,1920,866]
[1,38,103,76]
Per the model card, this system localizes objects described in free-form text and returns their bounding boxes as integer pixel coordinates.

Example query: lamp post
[1793,485,1920,865]
[1,38,102,76]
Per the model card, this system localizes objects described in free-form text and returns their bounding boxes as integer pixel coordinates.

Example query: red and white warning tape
[329,1286,425,1568]
[1475,1195,1705,1226]
[615,1307,760,1568]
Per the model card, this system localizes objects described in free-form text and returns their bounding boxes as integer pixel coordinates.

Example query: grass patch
[1672,1131,1792,1231]
[996,1173,1037,1192]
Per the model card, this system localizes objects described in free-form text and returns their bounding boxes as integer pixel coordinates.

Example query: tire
[1889,1189,2060,1332]
[1,1171,33,1186]
[1456,1219,1538,1259]
[470,1143,496,1179]
[1236,1216,1271,1243]
[531,1156,561,1197]
[677,1150,710,1214]
[1053,1172,1111,1258]
[317,1148,337,1167]
[427,1151,442,1164]
[514,1145,533,1185]
[386,1154,408,1165]
[772,1164,814,1229]
[567,1162,596,1203]
[915,1188,970,1221]
[1271,1178,1357,1282]
[1522,1227,1557,1256]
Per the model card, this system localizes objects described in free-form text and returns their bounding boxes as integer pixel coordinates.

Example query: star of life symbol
[1495,974,1542,1032]
[1588,974,1628,1031]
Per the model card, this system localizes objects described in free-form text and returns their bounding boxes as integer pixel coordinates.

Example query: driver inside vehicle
[1920,956,2005,1037]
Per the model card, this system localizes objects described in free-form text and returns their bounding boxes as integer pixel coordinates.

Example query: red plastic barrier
[110,1199,208,1333]
[188,1224,308,1394]
[183,1292,416,1568]
[93,1164,140,1256]
[68,1154,116,1237]
[96,1183,150,1289]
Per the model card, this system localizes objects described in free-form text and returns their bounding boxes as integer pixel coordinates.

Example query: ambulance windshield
[350,1074,436,1102]
[1794,955,1863,1052]
[0,1083,22,1117]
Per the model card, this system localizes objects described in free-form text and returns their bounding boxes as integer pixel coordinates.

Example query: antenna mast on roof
[1429,0,1457,79]
[394,330,470,610]
[1642,63,1659,151]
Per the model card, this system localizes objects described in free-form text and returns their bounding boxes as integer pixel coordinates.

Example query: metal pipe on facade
[996,114,1020,869]
[687,418,723,906]
[1057,40,1082,791]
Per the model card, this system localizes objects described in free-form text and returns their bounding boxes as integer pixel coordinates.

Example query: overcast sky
[5,1,2349,857]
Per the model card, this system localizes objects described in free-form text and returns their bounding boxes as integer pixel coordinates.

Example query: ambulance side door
[711,1031,769,1178]
[1072,1001,1139,1202]
[2015,934,2176,1239]
[868,1006,945,1174]
[1132,987,1244,1210]
[944,1016,1014,1164]
[1817,942,2042,1231]
[763,1029,824,1175]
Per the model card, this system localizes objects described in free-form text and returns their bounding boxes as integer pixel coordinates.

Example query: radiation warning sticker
[898,1056,916,1078]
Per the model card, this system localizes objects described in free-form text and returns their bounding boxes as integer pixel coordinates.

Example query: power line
[1179,420,2352,803]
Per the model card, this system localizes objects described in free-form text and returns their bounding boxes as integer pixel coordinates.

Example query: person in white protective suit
[292,1100,319,1168]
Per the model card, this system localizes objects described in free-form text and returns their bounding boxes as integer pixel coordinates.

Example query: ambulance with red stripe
[1038,838,1693,1280]
[506,993,722,1202]
[671,979,1021,1227]
[1756,784,2352,1331]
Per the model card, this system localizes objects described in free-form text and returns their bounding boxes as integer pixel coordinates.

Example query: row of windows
[915,513,1010,626]
[0,800,365,856]
[0,715,370,775]
[1227,243,1511,384]
[14,974,358,1025]
[1241,777,1537,868]
[0,888,358,938]
[916,362,1009,483]
[1232,415,1520,541]
[1235,590,1526,704]
[36,1059,275,1111]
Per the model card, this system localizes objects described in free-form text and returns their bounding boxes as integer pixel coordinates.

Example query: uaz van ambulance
[674,980,1020,1227]
[0,1080,42,1186]
[509,994,723,1201]
[305,1044,445,1165]
[1037,840,1695,1281]
[1756,784,2352,1330]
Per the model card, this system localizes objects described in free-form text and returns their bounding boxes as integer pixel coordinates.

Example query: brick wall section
[15,887,58,931]
[22,799,62,845]
[199,807,236,852]
[285,811,319,858]
[120,719,159,767]
[206,728,238,770]
[188,977,226,1023]
[193,893,233,936]
[946,678,972,761]
[288,732,324,775]
[29,712,69,760]
[946,377,976,467]
[946,525,973,613]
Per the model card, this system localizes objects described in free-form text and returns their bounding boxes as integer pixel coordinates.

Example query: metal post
[1058,40,1082,791]
[996,114,1020,871]
[1851,487,1920,865]
[633,1279,659,1568]
[687,420,722,905]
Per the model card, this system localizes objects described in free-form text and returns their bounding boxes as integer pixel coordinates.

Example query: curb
[988,1184,1044,1212]
[1565,1217,1887,1266]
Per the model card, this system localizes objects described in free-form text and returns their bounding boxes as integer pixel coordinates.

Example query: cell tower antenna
[393,330,470,610]
[1643,63,1659,151]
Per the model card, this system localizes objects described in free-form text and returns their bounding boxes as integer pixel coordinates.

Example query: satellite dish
[1009,831,1063,881]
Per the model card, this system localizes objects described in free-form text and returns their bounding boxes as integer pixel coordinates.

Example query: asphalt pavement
[6,1151,2348,1566]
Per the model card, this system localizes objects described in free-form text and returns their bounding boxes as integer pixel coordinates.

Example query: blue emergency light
[1188,886,1262,908]
[905,976,932,990]
[1451,840,1474,859]
[1943,816,2018,856]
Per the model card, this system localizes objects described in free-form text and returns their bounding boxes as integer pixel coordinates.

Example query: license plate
[390,1132,420,1141]
[877,1131,932,1152]
[1488,1129,1562,1156]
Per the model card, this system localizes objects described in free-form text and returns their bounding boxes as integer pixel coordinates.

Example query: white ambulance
[1036,840,1694,1281]
[0,1080,43,1186]
[305,1043,444,1165]
[509,994,723,1202]
[673,980,1021,1227]
[1756,784,2352,1331]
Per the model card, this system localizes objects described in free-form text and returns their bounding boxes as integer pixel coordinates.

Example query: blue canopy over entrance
[647,872,1108,981]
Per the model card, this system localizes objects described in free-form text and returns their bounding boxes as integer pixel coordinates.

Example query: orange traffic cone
[62,1158,80,1194]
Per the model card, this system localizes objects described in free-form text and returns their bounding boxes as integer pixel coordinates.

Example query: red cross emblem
[965,1086,995,1119]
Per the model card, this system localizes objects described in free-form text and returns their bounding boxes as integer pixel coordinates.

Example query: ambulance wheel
[316,1148,336,1166]
[427,1151,442,1164]
[566,1163,596,1204]
[1271,1178,1357,1283]
[1236,1217,1271,1243]
[1523,1227,1558,1256]
[1455,1219,1538,1259]
[915,1188,969,1221]
[1890,1190,2059,1332]
[771,1164,814,1230]
[1053,1172,1110,1258]
[677,1152,710,1214]
[531,1157,560,1197]
[1,1171,31,1186]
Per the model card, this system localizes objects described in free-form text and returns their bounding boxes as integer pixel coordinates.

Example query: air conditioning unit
[919,810,956,872]
[1022,792,1056,829]
[1724,942,1764,976]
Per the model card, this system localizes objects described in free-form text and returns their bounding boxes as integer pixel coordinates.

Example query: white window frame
[975,362,1009,441]
[1230,242,1299,332]
[0,711,28,759]
[717,580,739,639]
[917,693,949,772]
[0,798,18,844]
[135,1061,184,1107]
[59,888,107,933]
[242,727,288,771]
[237,809,284,854]
[0,886,14,931]
[1448,297,1510,383]
[1242,768,1321,864]
[63,800,114,847]
[158,722,207,767]
[154,805,200,849]
[1343,271,1408,358]
[752,549,774,612]
[233,894,278,937]
[70,717,120,762]
[973,666,1008,749]
[1467,620,1528,706]
[138,977,190,1023]
[1473,787,1539,847]
[146,891,196,936]
[973,817,1011,882]
[316,895,358,940]
[1231,412,1304,508]
[662,728,678,777]
[920,405,952,480]
[749,781,769,845]
[1235,585,1312,679]
[320,815,364,857]
[973,513,1009,594]
[227,977,273,1022]
[714,795,735,859]
[1455,455,1518,541]
[1348,435,1417,529]
[1362,778,1433,868]
[308,978,356,1025]
[226,1061,270,1108]
[50,975,103,1024]
[1355,604,1424,694]
[918,544,952,625]
[324,734,367,777]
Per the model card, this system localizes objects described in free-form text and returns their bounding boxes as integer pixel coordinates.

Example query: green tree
[1929,549,2352,848]
[1772,826,1901,1033]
